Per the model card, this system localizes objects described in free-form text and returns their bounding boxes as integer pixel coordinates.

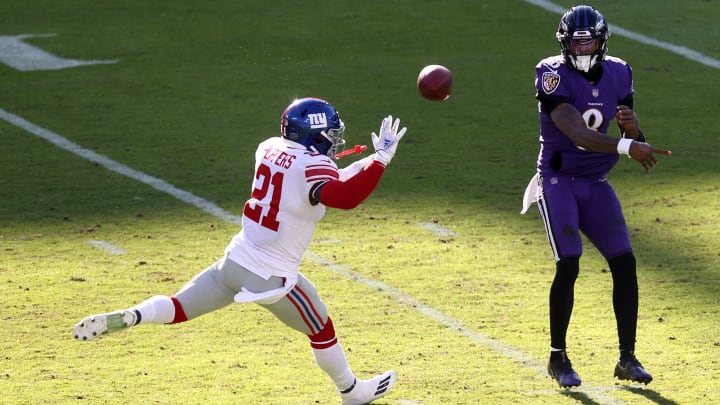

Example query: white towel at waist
[520,172,541,215]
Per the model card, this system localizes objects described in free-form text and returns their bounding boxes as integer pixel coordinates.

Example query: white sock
[312,343,356,392]
[129,295,175,324]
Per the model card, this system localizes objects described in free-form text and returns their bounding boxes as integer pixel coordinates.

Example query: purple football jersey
[534,54,634,178]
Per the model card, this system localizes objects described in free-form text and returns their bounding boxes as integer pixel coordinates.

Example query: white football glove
[371,115,407,166]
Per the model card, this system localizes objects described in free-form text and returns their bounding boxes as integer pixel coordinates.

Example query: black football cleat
[614,353,653,384]
[548,351,582,388]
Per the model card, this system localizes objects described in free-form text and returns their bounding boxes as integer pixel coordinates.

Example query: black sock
[609,253,638,353]
[549,257,580,350]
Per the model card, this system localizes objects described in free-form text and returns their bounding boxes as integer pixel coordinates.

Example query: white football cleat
[73,310,137,341]
[340,370,397,405]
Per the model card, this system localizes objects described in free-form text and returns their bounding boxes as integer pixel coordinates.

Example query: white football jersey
[225,137,338,279]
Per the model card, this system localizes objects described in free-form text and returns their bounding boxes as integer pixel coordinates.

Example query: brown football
[417,64,452,101]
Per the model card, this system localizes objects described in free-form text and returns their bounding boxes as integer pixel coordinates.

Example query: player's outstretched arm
[337,154,375,181]
[552,103,623,153]
[312,115,407,209]
[552,103,672,172]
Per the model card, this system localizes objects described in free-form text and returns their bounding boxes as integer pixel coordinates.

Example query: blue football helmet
[556,5,609,72]
[281,97,346,158]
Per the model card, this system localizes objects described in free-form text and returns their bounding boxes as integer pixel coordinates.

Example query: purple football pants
[537,175,633,261]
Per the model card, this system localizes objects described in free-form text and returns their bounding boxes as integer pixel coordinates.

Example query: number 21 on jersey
[243,163,283,231]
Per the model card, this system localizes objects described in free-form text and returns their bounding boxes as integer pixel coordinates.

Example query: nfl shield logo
[542,72,560,94]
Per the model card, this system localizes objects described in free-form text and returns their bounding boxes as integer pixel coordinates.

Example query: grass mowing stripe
[2,107,631,404]
[523,0,720,70]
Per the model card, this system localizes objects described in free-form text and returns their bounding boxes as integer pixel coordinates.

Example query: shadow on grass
[558,390,601,405]
[558,386,681,405]
[619,386,682,405]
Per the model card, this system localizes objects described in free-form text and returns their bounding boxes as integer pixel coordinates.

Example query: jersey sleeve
[535,58,570,98]
[316,160,385,209]
[305,156,339,184]
[304,155,339,205]
[535,57,571,113]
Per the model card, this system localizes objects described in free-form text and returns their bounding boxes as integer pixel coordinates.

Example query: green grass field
[1,1,719,404]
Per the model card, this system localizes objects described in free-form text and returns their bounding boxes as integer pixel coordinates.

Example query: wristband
[617,138,633,157]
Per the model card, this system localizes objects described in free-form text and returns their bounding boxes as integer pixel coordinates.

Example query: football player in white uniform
[73,97,407,405]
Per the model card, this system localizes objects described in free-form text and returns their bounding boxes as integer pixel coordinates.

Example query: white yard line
[0,33,117,71]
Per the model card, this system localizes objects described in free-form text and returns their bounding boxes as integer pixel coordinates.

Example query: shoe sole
[73,311,134,341]
[554,377,581,388]
[73,315,109,340]
[614,369,652,384]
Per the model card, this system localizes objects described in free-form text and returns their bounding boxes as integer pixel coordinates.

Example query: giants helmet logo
[308,113,328,129]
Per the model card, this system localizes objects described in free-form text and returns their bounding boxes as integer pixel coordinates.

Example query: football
[417,64,452,101]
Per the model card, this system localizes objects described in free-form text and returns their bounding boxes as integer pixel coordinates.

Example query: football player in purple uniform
[522,5,672,388]
[73,97,406,405]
